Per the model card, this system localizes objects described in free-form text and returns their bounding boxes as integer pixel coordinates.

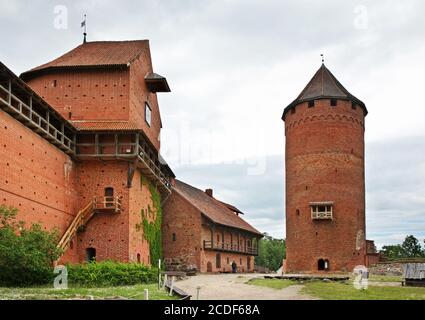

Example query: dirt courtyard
[175,273,317,300]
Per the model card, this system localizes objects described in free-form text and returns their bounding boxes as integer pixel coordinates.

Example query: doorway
[86,247,96,262]
[216,253,221,269]
[318,258,329,271]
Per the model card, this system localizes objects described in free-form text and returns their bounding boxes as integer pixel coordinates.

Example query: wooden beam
[127,158,139,188]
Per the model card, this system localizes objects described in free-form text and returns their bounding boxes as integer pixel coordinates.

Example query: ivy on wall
[136,176,162,267]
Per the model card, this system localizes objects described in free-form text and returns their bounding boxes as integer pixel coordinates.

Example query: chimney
[205,188,213,197]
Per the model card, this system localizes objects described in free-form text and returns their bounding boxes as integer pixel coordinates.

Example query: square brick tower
[282,64,369,273]
[4,40,175,264]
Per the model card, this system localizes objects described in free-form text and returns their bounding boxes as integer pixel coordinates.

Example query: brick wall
[26,69,130,122]
[162,190,202,271]
[129,46,162,151]
[284,99,366,273]
[0,109,80,263]
[75,160,130,262]
[128,169,161,266]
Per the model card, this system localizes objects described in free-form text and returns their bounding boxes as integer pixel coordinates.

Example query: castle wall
[25,69,130,122]
[162,191,202,271]
[0,109,80,263]
[128,170,162,266]
[75,161,130,262]
[285,99,366,272]
[129,50,162,151]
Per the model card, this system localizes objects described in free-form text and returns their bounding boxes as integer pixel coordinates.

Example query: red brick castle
[0,40,261,271]
[282,63,378,273]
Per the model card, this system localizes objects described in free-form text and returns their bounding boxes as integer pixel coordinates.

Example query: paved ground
[176,273,318,300]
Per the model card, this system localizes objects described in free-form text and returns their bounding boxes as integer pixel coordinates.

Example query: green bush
[0,205,61,286]
[66,261,158,287]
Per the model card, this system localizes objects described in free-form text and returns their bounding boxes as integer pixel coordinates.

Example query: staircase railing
[57,199,96,252]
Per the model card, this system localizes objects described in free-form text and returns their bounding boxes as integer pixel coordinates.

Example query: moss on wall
[136,176,162,267]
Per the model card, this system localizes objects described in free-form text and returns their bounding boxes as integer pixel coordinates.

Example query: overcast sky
[1,0,424,248]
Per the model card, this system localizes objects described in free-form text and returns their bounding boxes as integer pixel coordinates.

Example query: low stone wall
[368,262,404,276]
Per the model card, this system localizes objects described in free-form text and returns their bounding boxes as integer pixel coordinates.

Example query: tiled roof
[173,179,262,235]
[282,63,367,119]
[20,40,149,79]
[71,121,140,131]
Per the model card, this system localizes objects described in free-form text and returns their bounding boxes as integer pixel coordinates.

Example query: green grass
[301,281,425,300]
[0,284,177,300]
[368,275,402,283]
[247,278,298,289]
[247,277,425,300]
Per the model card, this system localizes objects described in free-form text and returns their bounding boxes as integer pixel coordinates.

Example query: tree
[401,235,424,258]
[380,244,404,259]
[380,235,425,259]
[255,233,286,271]
[0,205,62,286]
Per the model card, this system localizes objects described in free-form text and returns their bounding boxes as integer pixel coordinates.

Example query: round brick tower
[282,63,368,273]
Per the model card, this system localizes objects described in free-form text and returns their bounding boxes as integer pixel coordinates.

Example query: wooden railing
[94,196,122,213]
[311,211,333,220]
[0,83,75,154]
[57,200,96,252]
[203,240,258,255]
[137,144,171,190]
[56,196,121,255]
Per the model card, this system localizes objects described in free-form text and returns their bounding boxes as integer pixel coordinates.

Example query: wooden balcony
[93,196,122,213]
[75,133,172,194]
[203,240,258,256]
[0,81,75,154]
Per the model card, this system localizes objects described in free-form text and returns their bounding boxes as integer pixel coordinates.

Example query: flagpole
[82,14,87,43]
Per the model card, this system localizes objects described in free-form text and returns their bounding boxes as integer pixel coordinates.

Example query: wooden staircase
[57,199,96,252]
[56,196,122,260]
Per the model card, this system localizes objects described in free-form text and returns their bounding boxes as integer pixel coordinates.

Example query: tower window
[145,102,152,126]
[308,100,315,108]
[291,107,296,114]
[330,99,337,106]
[351,102,357,110]
[172,233,176,241]
[296,209,300,216]
[310,202,333,220]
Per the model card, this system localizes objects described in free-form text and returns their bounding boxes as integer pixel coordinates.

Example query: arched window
[318,258,330,271]
[137,253,141,263]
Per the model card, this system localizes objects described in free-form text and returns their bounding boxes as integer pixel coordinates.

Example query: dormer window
[145,102,152,127]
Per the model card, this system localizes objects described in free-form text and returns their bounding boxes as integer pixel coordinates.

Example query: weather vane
[81,14,87,43]
[321,53,324,64]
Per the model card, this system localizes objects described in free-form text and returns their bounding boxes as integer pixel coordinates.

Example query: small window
[308,100,315,108]
[217,234,220,243]
[351,102,357,110]
[52,80,57,87]
[145,102,152,126]
[296,209,300,216]
[311,203,333,220]
[172,233,176,241]
[137,253,141,263]
[330,99,337,106]
[291,107,296,114]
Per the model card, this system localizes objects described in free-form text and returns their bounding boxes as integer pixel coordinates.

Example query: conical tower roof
[282,64,367,120]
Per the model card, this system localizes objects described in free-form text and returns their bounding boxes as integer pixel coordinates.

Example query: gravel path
[176,274,318,300]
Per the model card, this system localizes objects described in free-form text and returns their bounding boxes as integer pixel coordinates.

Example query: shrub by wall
[66,261,158,286]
